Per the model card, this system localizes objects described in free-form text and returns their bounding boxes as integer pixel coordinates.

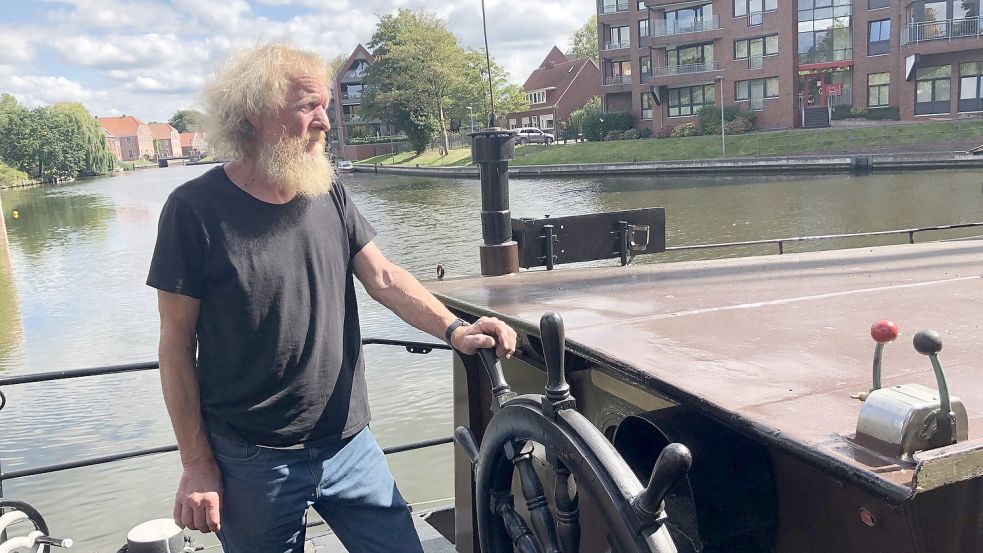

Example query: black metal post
[470,128,519,276]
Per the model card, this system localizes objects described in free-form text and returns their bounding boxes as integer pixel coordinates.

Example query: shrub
[671,123,699,138]
[697,104,752,135]
[604,130,622,141]
[724,117,753,135]
[850,106,868,116]
[831,105,900,121]
[0,162,29,186]
[866,106,900,120]
[582,110,635,141]
[831,105,852,120]
[656,125,675,139]
[639,127,652,139]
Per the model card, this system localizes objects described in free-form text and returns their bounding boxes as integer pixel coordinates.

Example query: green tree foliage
[564,96,601,136]
[582,110,634,142]
[362,9,465,154]
[453,49,528,129]
[568,15,599,65]
[327,53,349,79]
[0,96,113,181]
[168,109,204,133]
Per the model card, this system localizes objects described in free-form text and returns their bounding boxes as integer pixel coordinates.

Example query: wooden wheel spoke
[495,493,543,553]
[511,440,563,553]
[554,462,580,553]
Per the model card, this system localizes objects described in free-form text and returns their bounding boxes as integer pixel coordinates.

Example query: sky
[0,0,596,123]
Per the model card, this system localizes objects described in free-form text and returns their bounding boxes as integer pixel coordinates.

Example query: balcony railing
[650,61,720,77]
[902,17,983,45]
[651,15,721,37]
[798,48,853,65]
[599,0,629,14]
[604,40,632,50]
[603,75,633,85]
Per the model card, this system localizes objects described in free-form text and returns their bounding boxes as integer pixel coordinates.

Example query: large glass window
[915,65,951,114]
[867,72,890,106]
[735,0,777,17]
[640,55,652,77]
[639,18,650,38]
[735,35,779,59]
[668,84,715,116]
[668,43,714,67]
[609,60,632,77]
[798,0,854,64]
[868,19,891,55]
[608,26,630,48]
[666,4,713,34]
[642,92,654,119]
[959,61,983,112]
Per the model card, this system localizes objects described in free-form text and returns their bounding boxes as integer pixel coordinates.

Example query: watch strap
[445,318,468,345]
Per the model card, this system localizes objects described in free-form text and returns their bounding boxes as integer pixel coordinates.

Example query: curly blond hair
[202,43,330,160]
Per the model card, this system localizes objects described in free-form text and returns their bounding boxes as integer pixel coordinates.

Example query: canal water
[1,164,982,551]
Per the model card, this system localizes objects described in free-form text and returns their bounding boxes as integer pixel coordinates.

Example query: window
[668,84,715,116]
[868,0,889,8]
[640,55,652,77]
[345,60,369,78]
[915,65,951,114]
[607,25,630,48]
[525,90,546,104]
[642,92,654,119]
[868,19,890,55]
[606,60,632,83]
[958,61,983,112]
[735,35,779,59]
[735,0,777,17]
[668,43,714,67]
[867,72,890,106]
[797,1,854,64]
[638,0,646,10]
[666,4,714,34]
[639,18,650,38]
[735,77,779,108]
[125,136,132,143]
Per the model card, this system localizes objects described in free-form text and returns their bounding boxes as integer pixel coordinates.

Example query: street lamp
[467,106,475,132]
[715,75,726,157]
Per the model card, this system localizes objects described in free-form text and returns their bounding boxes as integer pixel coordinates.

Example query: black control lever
[633,443,693,519]
[454,426,480,466]
[540,312,575,416]
[477,348,516,412]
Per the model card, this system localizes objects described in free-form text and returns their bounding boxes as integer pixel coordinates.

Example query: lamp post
[715,75,726,157]
[467,106,475,132]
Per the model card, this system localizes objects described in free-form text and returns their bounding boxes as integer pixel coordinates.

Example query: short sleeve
[146,193,208,299]
[335,182,377,257]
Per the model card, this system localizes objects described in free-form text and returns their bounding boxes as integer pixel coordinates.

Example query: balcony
[603,40,632,51]
[598,0,629,14]
[340,94,362,105]
[648,16,723,47]
[603,75,634,86]
[651,61,720,77]
[902,17,983,46]
[798,48,853,66]
[340,71,366,84]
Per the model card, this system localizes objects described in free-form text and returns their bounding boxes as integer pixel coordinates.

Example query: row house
[97,115,155,161]
[598,0,983,131]
[504,46,602,132]
[179,132,207,157]
[148,123,182,159]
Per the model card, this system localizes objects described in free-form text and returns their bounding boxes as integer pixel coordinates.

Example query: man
[147,43,516,553]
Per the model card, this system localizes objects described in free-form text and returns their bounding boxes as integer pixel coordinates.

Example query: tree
[362,9,466,154]
[453,49,528,129]
[168,109,204,133]
[565,95,601,137]
[51,102,115,176]
[568,15,599,65]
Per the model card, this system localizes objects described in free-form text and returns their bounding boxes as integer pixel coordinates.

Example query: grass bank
[356,120,983,168]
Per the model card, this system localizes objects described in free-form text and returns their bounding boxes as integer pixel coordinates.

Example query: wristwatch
[445,318,469,345]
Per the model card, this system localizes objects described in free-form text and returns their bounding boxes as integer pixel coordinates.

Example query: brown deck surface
[428,240,983,494]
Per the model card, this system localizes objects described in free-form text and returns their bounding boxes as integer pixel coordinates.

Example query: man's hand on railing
[174,461,223,534]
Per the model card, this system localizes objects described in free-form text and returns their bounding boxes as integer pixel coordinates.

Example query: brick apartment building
[328,44,403,161]
[598,0,983,131]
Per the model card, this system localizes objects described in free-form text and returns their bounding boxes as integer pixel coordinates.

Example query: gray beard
[256,136,335,197]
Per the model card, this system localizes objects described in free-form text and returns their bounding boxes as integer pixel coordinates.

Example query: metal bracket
[541,224,558,271]
[616,221,652,266]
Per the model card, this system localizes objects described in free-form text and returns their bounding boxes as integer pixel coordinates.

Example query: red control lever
[869,320,899,392]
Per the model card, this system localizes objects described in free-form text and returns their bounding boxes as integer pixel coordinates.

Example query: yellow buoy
[11,210,18,219]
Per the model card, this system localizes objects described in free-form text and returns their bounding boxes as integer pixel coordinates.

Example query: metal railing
[603,39,631,50]
[599,0,629,14]
[0,338,454,488]
[604,75,633,85]
[666,223,983,255]
[651,61,720,77]
[798,48,853,64]
[902,17,983,45]
[651,15,721,37]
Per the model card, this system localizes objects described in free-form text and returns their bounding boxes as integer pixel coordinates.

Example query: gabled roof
[335,43,374,80]
[521,56,595,101]
[539,46,571,69]
[97,115,147,137]
[148,123,179,140]
[179,132,198,148]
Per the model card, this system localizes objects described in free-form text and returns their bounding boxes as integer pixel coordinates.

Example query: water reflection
[1,166,982,552]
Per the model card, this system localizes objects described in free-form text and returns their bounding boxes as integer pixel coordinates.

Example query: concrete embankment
[354,152,983,179]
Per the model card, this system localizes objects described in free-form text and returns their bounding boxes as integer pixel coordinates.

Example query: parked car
[335,159,354,173]
[513,127,555,145]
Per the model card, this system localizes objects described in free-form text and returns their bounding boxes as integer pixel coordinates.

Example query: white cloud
[0,75,101,108]
[0,28,38,64]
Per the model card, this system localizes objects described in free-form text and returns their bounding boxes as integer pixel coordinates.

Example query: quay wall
[354,152,983,179]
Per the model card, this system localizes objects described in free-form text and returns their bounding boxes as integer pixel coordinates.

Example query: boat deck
[428,239,983,497]
[304,512,454,552]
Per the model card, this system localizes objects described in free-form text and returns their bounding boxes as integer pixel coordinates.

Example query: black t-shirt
[147,166,376,447]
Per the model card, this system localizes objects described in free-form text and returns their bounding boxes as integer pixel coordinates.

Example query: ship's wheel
[456,313,692,553]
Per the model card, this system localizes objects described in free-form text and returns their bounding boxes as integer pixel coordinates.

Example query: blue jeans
[210,427,424,553]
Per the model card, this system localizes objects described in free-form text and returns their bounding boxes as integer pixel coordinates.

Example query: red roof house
[504,46,601,133]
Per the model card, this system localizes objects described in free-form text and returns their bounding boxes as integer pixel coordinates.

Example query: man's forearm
[159,340,214,467]
[363,263,457,340]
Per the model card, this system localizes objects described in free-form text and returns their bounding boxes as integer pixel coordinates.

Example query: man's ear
[245,114,261,133]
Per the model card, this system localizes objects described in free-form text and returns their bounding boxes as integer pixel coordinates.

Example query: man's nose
[312,106,330,130]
